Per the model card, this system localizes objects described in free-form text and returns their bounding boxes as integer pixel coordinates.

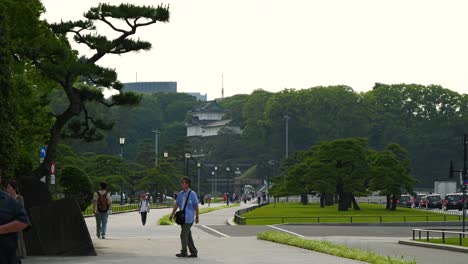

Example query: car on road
[397,194,413,208]
[419,196,428,208]
[444,193,464,211]
[426,194,443,209]
[414,194,426,208]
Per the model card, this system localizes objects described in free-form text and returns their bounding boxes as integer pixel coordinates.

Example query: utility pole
[463,133,467,233]
[152,130,160,167]
[197,162,201,195]
[284,115,290,159]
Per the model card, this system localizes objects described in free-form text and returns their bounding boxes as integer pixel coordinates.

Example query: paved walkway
[22,200,468,264]
[24,201,364,264]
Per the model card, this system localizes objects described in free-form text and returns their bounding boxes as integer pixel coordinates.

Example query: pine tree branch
[100,16,129,34]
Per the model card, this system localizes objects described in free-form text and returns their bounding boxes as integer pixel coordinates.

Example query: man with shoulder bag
[169,177,199,258]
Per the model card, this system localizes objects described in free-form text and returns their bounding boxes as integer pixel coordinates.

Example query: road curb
[398,240,468,253]
[226,217,237,226]
[280,221,461,227]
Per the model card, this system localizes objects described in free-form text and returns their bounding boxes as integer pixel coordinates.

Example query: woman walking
[6,181,27,262]
[138,194,150,226]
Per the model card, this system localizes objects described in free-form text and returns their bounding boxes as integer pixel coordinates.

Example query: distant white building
[186,100,241,137]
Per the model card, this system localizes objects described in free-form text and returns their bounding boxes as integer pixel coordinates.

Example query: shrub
[59,166,93,211]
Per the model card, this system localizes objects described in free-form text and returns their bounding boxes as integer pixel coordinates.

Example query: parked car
[426,194,443,209]
[414,194,426,208]
[419,196,428,208]
[397,194,413,208]
[444,193,464,211]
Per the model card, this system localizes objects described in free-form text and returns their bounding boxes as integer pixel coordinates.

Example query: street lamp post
[463,133,467,233]
[119,137,125,205]
[152,130,160,167]
[284,115,290,159]
[163,151,168,159]
[226,167,230,206]
[197,162,201,195]
[211,171,215,195]
[185,153,191,177]
[214,166,218,194]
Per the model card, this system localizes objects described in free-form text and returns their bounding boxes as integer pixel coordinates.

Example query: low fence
[83,202,173,216]
[235,214,462,225]
[234,203,269,225]
[413,228,468,246]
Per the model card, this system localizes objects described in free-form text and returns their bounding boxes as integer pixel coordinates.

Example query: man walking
[92,182,111,239]
[169,177,199,258]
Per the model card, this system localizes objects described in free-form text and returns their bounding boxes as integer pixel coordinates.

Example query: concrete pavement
[24,202,364,264]
[22,200,468,264]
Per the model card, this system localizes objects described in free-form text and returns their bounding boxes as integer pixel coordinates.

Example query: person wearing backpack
[92,182,112,239]
[138,194,150,226]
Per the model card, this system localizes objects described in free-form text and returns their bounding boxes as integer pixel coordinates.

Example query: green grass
[416,238,468,247]
[158,204,239,225]
[241,203,460,225]
[258,231,416,264]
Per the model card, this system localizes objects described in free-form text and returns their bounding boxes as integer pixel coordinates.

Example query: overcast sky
[41,0,468,100]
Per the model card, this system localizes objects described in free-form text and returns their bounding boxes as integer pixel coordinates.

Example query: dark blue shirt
[0,191,29,244]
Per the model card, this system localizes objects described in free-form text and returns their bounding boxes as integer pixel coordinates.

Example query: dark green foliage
[59,166,93,211]
[0,5,17,183]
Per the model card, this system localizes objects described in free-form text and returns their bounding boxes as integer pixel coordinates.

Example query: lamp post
[152,130,160,167]
[163,151,168,159]
[235,168,241,195]
[463,133,467,233]
[226,167,230,205]
[197,162,201,195]
[119,137,125,205]
[214,166,218,194]
[211,171,215,195]
[284,115,290,159]
[185,153,191,177]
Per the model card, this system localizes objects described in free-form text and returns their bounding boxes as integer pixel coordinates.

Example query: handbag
[175,190,191,225]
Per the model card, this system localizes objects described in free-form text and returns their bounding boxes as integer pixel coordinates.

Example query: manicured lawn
[258,231,415,264]
[159,204,239,225]
[241,203,461,225]
[416,238,468,247]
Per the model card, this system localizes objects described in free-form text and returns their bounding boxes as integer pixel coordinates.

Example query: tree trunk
[320,193,325,208]
[337,184,349,211]
[390,194,397,211]
[32,93,81,180]
[386,195,391,210]
[351,193,360,210]
[300,193,308,205]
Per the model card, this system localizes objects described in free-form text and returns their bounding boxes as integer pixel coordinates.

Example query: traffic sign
[40,146,47,158]
[40,146,47,163]
[50,162,56,175]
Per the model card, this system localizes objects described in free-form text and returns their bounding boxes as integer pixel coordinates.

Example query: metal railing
[83,202,173,216]
[235,214,462,225]
[413,228,468,246]
[234,203,269,225]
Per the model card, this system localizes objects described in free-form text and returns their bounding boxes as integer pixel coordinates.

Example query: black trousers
[0,239,19,264]
[140,212,147,225]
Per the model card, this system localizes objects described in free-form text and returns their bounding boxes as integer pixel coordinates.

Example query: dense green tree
[59,166,93,211]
